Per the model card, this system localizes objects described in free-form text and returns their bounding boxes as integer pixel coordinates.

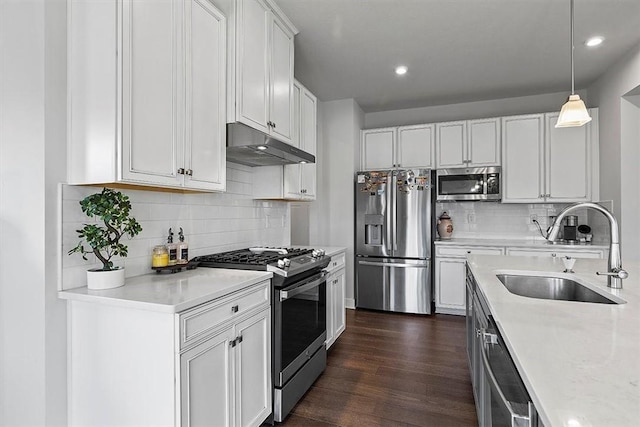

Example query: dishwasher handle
[480,329,533,427]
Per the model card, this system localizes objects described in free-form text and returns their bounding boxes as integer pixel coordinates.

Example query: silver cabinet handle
[231,305,239,313]
[480,329,532,427]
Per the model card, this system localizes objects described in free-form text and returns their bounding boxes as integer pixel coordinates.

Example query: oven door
[274,271,327,387]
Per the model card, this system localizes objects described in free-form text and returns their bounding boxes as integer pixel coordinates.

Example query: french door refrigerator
[355,169,433,314]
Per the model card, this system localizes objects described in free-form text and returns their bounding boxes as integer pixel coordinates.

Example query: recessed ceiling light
[395,65,408,76]
[257,145,267,150]
[299,160,307,164]
[585,36,604,47]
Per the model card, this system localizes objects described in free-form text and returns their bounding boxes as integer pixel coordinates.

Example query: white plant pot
[87,268,125,290]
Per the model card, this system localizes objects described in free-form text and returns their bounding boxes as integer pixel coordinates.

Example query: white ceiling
[277,0,640,112]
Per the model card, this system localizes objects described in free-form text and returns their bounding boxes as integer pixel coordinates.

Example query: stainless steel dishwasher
[467,264,541,427]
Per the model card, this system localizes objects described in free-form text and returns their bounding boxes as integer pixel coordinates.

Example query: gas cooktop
[193,247,328,276]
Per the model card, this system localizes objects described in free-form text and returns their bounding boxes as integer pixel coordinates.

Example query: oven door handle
[480,329,532,427]
[280,271,327,301]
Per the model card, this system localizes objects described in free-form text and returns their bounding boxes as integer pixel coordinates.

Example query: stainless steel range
[194,247,329,423]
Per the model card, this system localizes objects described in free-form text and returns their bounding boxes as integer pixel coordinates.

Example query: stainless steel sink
[496,274,622,304]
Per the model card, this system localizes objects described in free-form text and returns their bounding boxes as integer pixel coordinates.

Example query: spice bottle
[152,245,169,268]
[177,227,189,265]
[167,228,178,266]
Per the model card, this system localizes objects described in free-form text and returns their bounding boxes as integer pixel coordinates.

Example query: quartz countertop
[59,268,273,313]
[466,254,640,427]
[435,238,609,251]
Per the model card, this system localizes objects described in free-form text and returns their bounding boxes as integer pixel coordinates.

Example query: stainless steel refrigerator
[355,169,433,314]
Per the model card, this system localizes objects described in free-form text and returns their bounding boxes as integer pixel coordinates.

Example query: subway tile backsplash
[61,163,290,290]
[435,201,609,243]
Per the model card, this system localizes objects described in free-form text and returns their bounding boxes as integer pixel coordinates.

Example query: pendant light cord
[571,0,575,95]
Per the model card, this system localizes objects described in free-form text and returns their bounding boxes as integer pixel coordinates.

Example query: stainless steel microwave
[436,167,501,201]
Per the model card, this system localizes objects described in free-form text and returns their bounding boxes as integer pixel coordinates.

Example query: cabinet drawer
[326,252,345,272]
[179,281,270,349]
[436,246,504,257]
[506,248,604,259]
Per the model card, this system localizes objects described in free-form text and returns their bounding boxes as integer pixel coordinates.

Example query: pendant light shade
[555,0,592,128]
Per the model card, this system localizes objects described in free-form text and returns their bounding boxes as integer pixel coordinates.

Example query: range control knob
[312,249,325,258]
[277,259,286,268]
[283,258,291,267]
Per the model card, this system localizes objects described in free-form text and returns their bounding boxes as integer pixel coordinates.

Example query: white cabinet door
[235,309,272,427]
[468,118,500,166]
[436,121,467,168]
[501,114,545,203]
[291,81,301,148]
[268,15,294,144]
[180,326,234,427]
[397,124,435,168]
[361,128,396,170]
[236,0,270,134]
[184,0,226,191]
[300,87,317,199]
[435,257,467,314]
[325,270,335,348]
[545,112,592,202]
[121,0,182,187]
[333,268,346,340]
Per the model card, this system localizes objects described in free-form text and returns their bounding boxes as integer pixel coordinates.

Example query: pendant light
[555,0,592,128]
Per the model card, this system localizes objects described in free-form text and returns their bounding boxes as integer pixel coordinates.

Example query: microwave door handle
[480,330,532,427]
[280,272,327,301]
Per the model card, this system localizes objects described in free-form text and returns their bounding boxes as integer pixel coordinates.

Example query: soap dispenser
[166,228,178,266]
[177,227,189,265]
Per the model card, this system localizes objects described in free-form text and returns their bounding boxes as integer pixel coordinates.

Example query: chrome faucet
[546,202,628,289]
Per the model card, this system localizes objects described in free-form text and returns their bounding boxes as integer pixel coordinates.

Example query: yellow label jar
[152,245,169,268]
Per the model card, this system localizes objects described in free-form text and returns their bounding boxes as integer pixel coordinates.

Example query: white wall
[0,0,66,424]
[364,90,588,129]
[588,43,640,260]
[310,99,364,305]
[62,164,290,290]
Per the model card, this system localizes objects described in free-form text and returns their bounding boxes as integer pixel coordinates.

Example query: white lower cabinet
[325,251,346,349]
[67,281,271,427]
[435,246,504,315]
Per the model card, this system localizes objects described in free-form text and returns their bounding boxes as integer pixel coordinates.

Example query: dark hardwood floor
[280,309,478,427]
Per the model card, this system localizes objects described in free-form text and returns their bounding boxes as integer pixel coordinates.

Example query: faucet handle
[596,268,629,280]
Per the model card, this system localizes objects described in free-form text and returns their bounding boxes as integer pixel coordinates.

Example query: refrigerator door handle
[392,174,398,252]
[358,261,427,268]
[385,173,393,254]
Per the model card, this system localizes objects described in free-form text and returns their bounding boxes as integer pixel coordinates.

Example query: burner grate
[195,247,313,268]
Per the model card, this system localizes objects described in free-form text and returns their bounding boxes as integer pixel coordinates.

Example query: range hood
[226,122,315,167]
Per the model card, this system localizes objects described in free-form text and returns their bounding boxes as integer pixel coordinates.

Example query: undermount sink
[496,274,623,305]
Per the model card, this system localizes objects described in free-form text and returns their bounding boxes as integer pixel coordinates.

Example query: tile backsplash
[61,163,290,290]
[435,201,610,243]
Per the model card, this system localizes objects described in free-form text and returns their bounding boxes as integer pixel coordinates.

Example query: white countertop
[59,268,273,313]
[435,238,609,251]
[466,255,640,427]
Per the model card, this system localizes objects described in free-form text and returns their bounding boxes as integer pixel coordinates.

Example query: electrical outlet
[467,213,476,224]
[530,214,538,223]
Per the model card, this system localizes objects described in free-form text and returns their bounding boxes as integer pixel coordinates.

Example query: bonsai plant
[68,187,142,289]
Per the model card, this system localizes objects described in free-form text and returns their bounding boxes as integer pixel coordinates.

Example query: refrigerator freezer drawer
[356,258,432,315]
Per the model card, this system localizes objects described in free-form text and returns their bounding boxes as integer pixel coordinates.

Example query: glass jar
[152,245,169,268]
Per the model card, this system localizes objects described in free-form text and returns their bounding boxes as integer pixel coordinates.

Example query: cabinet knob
[236,335,243,344]
[230,338,237,348]
[231,305,239,313]
[467,251,471,254]
[186,169,193,176]
[551,253,557,257]
[272,122,276,129]
[178,168,185,175]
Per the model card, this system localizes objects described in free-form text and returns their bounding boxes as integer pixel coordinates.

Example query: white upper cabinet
[68,0,226,192]
[231,0,297,145]
[436,118,500,168]
[436,121,467,168]
[502,110,598,203]
[467,118,501,166]
[397,124,435,169]
[361,128,396,170]
[254,80,317,200]
[361,125,434,170]
[501,114,545,203]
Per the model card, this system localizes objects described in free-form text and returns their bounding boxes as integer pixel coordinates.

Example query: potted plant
[68,188,142,290]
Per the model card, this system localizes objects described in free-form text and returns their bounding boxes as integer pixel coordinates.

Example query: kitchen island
[466,254,640,427]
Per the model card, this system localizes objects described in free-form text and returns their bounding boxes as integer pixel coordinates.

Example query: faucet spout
[546,202,627,289]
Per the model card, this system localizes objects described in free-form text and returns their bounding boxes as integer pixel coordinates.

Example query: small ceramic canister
[437,211,454,239]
